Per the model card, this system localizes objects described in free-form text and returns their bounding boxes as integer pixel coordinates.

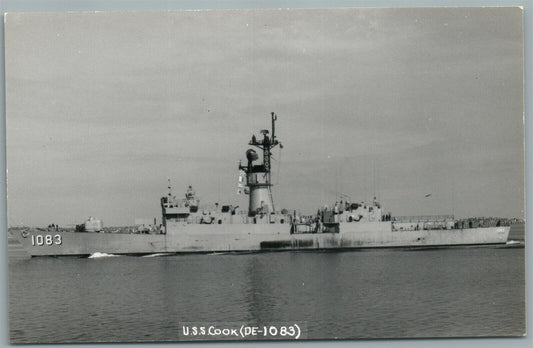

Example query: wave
[142,253,169,258]
[88,252,119,258]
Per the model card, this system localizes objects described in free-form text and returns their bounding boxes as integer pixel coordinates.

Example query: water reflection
[8,248,525,343]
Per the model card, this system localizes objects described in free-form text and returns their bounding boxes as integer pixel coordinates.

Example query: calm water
[8,247,525,343]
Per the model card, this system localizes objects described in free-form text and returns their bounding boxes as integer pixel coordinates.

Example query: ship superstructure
[239,112,282,217]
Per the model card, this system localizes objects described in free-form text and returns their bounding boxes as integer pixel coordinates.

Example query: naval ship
[14,113,510,256]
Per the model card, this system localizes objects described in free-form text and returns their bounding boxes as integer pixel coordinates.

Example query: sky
[5,8,524,226]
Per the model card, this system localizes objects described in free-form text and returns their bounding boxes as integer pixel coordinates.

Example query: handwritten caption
[180,322,306,340]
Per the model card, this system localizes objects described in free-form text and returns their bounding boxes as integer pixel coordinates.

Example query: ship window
[221,205,230,213]
[189,206,198,213]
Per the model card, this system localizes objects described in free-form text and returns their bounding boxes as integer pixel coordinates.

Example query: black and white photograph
[5,7,526,343]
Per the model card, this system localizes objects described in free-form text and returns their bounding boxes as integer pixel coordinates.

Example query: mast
[239,112,283,216]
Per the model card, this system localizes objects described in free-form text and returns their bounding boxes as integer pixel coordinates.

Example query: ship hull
[14,223,511,257]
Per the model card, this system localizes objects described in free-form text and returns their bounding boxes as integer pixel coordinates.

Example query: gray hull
[14,222,510,257]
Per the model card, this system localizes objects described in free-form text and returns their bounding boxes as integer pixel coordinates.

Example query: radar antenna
[239,112,283,216]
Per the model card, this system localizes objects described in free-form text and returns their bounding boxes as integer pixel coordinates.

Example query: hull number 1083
[31,234,62,246]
